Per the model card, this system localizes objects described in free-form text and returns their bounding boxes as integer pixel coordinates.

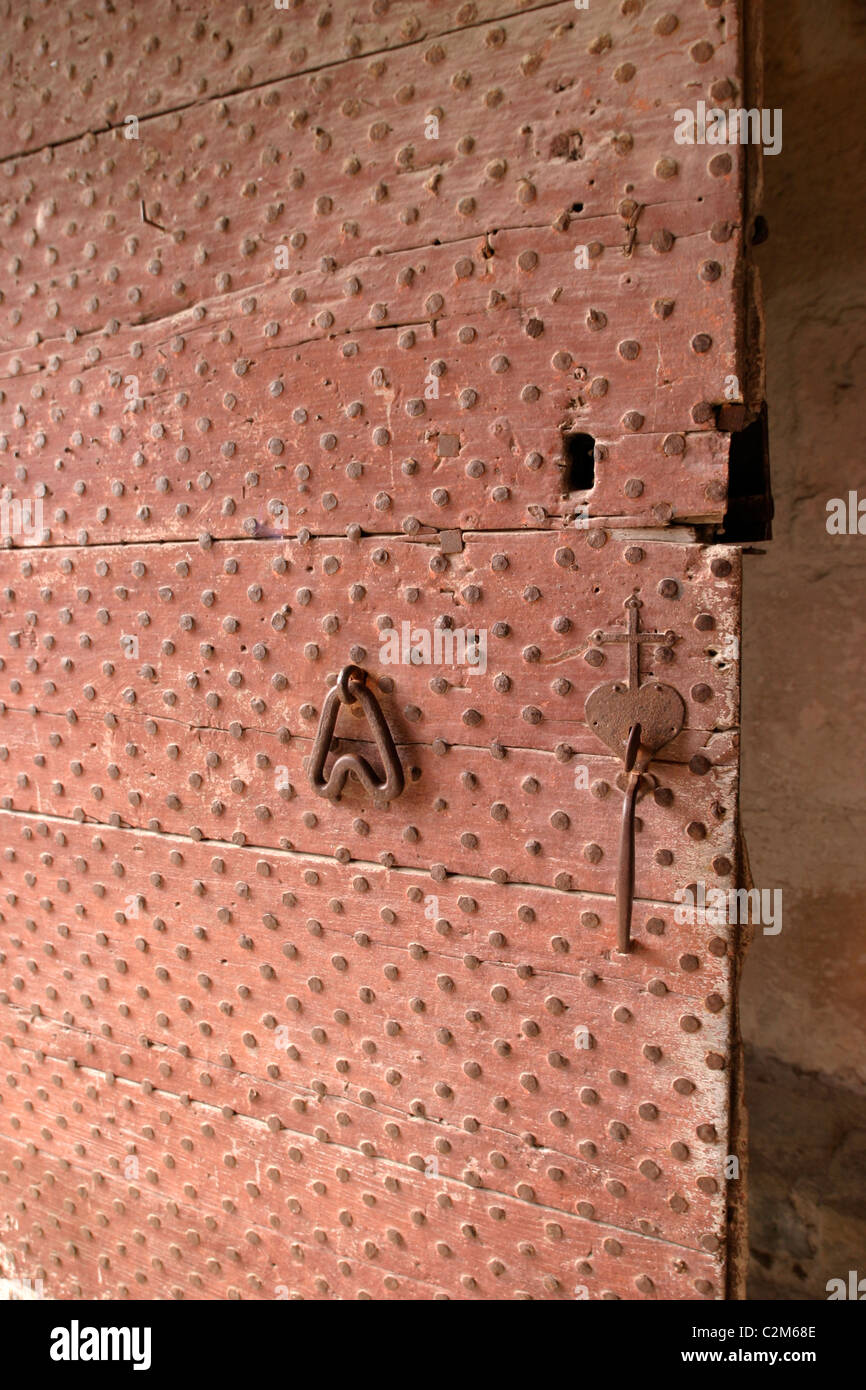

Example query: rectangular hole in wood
[719,405,773,542]
[562,432,596,493]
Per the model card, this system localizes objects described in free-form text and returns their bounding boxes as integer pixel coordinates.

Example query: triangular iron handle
[307,665,405,804]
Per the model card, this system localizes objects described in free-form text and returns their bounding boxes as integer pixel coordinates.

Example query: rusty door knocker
[584,596,686,952]
[307,664,405,804]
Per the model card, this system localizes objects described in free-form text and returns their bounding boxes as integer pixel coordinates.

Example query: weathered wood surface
[5,0,691,161]
[0,532,739,899]
[0,534,740,746]
[0,707,738,898]
[0,0,747,533]
[0,1041,726,1299]
[0,0,750,1302]
[0,2,744,311]
[0,225,735,539]
[0,810,733,1295]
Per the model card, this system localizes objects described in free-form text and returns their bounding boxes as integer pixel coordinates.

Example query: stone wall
[742,0,866,1300]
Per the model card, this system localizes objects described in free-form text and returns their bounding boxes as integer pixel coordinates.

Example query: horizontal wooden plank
[0,961,728,1249]
[0,0,573,161]
[1,0,746,538]
[0,533,740,747]
[0,2,743,347]
[0,807,735,1286]
[0,214,736,539]
[0,533,740,892]
[0,707,738,897]
[1,1001,729,1267]
[0,1051,724,1298]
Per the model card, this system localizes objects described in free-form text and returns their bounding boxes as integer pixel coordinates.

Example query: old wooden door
[0,0,762,1301]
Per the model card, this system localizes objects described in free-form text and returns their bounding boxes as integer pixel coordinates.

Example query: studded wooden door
[0,0,763,1302]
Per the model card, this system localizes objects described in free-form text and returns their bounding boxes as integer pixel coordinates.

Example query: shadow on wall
[742,0,866,1300]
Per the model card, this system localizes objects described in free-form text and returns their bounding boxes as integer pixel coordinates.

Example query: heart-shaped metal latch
[583,595,685,757]
[585,678,685,757]
[583,595,687,955]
